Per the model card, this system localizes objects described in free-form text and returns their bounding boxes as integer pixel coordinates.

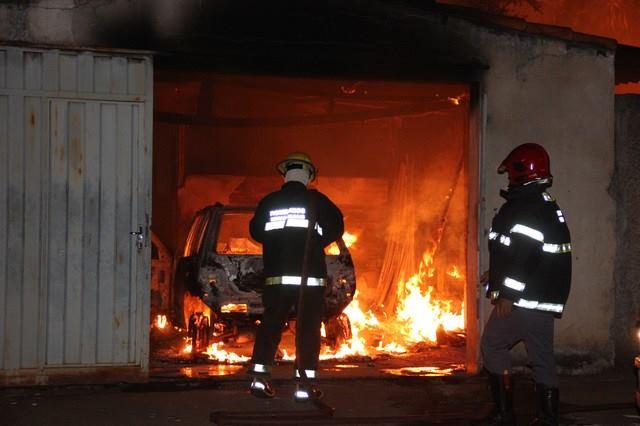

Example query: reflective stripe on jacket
[250,181,344,279]
[487,183,571,316]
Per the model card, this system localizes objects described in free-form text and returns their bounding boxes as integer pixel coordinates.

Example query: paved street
[1,364,637,425]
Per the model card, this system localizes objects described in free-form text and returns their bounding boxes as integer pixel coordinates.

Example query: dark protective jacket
[487,183,572,316]
[250,181,344,280]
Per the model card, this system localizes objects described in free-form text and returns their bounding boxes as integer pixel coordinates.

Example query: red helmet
[498,143,552,186]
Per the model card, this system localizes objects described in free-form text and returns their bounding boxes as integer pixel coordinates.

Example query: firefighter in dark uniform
[247,152,344,402]
[475,144,571,426]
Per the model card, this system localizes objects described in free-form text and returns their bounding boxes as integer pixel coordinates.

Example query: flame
[220,303,248,313]
[446,265,463,280]
[326,231,358,255]
[155,314,168,329]
[174,228,464,364]
[280,349,295,361]
[317,246,464,359]
[204,343,250,363]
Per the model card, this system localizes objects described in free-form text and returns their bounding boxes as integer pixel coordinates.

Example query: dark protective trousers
[481,306,558,387]
[251,285,325,376]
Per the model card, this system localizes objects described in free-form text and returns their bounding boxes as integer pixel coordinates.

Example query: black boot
[293,382,324,402]
[249,377,275,398]
[530,385,558,426]
[472,373,516,425]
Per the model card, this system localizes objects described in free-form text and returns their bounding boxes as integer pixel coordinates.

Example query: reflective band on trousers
[504,277,525,291]
[295,390,310,399]
[510,224,544,242]
[265,276,326,286]
[514,298,564,313]
[542,243,572,254]
[250,380,266,390]
[249,363,270,374]
[295,369,317,379]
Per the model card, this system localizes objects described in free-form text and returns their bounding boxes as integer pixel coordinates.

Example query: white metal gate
[0,47,152,384]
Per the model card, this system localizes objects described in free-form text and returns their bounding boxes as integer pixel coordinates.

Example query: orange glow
[446,265,463,280]
[155,314,168,329]
[220,303,248,313]
[280,349,295,361]
[326,231,358,255]
[183,293,211,330]
[395,251,465,343]
[204,342,250,363]
[314,246,464,360]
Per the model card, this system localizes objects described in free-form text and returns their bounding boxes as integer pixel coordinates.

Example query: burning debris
[188,312,210,353]
[154,314,168,329]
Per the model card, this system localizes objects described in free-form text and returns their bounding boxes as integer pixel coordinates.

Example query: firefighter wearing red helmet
[474,144,571,426]
[246,152,344,402]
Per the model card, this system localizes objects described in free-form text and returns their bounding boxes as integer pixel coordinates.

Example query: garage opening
[150,70,475,377]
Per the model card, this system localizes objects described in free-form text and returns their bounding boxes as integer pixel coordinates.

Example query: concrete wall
[0,0,617,369]
[464,24,616,370]
[612,95,640,364]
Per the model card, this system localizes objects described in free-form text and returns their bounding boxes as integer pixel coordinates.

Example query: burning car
[174,203,356,339]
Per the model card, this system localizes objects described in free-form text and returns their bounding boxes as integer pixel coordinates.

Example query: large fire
[318,247,465,359]
[176,233,465,364]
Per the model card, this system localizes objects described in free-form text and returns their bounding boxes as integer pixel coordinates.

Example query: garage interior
[150,68,475,376]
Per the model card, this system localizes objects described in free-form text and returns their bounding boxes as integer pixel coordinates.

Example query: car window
[216,212,263,255]
[184,213,208,257]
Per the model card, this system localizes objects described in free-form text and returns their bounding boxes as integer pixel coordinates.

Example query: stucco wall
[0,0,617,368]
[463,25,616,369]
[612,95,640,364]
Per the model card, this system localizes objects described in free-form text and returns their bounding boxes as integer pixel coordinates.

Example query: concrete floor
[1,365,638,425]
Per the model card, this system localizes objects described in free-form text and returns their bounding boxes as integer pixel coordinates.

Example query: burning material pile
[319,245,465,360]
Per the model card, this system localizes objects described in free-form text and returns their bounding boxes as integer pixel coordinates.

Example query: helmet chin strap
[285,168,310,186]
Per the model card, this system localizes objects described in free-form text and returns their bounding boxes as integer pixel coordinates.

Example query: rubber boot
[293,382,323,402]
[472,373,516,425]
[530,385,558,426]
[249,377,275,398]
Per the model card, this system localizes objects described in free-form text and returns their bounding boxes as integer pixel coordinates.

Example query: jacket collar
[500,180,549,200]
[281,181,307,191]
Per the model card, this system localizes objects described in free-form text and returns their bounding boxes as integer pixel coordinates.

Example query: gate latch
[130,226,145,250]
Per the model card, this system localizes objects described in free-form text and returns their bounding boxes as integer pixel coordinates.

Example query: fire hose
[295,191,336,415]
